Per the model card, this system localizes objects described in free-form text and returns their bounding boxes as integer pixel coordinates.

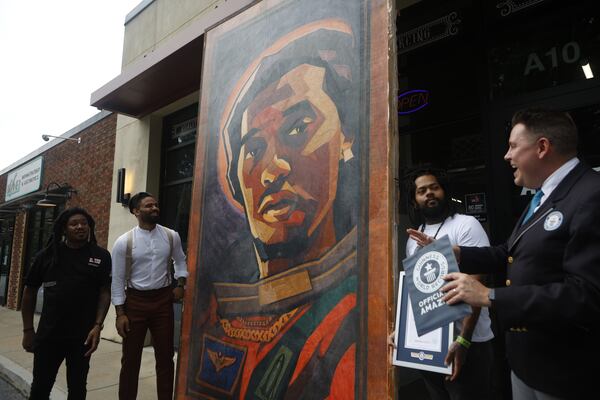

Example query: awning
[0,186,74,212]
[90,0,254,119]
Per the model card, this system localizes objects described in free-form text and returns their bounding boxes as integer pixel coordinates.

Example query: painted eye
[243,140,264,161]
[288,117,313,136]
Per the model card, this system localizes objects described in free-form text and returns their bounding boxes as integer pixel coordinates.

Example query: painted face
[135,196,160,224]
[237,64,350,246]
[504,123,542,188]
[414,174,445,214]
[64,214,89,243]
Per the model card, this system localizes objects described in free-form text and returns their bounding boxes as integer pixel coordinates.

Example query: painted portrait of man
[180,1,368,399]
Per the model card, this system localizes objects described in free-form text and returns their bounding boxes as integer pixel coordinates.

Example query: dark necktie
[521,190,544,225]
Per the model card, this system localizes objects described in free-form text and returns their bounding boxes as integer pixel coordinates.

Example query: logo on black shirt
[88,257,102,267]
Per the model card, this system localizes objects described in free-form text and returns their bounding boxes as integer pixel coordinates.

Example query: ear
[340,137,354,162]
[537,137,551,159]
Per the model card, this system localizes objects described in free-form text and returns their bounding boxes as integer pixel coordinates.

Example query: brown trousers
[119,286,174,400]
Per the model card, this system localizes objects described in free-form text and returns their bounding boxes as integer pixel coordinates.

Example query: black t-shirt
[25,242,111,344]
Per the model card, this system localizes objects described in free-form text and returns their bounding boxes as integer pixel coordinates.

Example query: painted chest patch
[196,334,247,396]
[544,211,563,231]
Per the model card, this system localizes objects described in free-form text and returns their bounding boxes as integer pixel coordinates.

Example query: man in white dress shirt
[111,192,188,400]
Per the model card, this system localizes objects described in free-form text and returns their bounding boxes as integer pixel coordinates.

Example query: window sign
[398,12,462,55]
[489,6,600,99]
[5,157,43,201]
[496,0,547,17]
[398,89,430,115]
[465,192,487,222]
[523,42,581,76]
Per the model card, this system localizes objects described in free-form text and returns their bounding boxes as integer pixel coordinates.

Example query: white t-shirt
[406,213,494,342]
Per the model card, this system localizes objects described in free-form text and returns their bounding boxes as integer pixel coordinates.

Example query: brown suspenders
[125,227,174,288]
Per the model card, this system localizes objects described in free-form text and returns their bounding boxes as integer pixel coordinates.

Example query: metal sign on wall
[398,11,462,55]
[5,156,43,201]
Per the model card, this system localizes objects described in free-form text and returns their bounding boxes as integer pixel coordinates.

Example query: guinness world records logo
[413,251,448,293]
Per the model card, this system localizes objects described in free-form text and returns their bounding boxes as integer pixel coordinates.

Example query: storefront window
[396,1,600,398]
[160,103,198,249]
[160,104,198,349]
[23,206,63,312]
[23,206,62,276]
[0,217,15,306]
[488,2,600,99]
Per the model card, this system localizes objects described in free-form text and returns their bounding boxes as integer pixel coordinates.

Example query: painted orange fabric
[290,293,357,384]
[327,344,356,400]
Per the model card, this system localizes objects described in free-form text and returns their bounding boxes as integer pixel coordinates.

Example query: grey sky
[0,0,140,171]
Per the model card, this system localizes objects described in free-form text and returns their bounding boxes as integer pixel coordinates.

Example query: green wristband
[456,335,471,349]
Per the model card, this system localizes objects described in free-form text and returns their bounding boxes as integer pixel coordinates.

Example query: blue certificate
[393,271,453,374]
[402,235,471,336]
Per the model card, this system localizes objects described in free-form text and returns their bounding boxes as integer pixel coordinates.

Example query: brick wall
[1,112,116,309]
[40,113,117,248]
[6,212,26,310]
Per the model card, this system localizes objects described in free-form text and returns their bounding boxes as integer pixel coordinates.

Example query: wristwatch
[487,288,496,305]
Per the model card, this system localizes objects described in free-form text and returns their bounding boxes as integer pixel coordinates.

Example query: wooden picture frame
[177,0,394,398]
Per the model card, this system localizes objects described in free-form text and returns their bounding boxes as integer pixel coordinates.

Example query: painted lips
[258,191,304,223]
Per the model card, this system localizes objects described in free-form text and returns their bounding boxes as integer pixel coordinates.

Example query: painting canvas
[177,0,393,398]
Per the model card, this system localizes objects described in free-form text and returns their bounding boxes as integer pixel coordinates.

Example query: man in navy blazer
[411,109,600,399]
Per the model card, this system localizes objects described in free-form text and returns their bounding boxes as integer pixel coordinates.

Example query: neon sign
[398,89,430,115]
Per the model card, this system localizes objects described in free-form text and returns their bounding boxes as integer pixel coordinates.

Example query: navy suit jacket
[459,162,600,398]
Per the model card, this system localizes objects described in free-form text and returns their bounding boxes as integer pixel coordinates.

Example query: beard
[419,198,447,221]
[141,213,160,224]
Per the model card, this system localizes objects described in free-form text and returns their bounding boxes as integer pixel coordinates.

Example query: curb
[0,354,67,400]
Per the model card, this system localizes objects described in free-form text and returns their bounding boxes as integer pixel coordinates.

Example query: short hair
[403,165,456,227]
[511,109,578,156]
[223,26,358,205]
[128,192,154,214]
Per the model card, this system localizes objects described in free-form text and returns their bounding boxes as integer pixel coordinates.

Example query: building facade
[89,0,599,398]
[0,111,116,310]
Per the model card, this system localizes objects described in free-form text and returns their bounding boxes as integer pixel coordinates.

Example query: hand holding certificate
[392,272,454,374]
[402,235,471,336]
[393,236,472,374]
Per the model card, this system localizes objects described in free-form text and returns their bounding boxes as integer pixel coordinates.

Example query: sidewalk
[0,307,160,399]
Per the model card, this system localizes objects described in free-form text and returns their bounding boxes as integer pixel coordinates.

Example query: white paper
[405,295,442,352]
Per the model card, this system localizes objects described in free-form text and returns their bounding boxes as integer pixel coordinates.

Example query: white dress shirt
[111,224,188,306]
[534,157,579,212]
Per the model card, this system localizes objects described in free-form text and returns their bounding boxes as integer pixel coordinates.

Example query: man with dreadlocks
[21,207,111,399]
[404,167,494,400]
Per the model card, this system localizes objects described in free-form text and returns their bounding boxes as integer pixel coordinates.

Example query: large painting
[177,0,394,398]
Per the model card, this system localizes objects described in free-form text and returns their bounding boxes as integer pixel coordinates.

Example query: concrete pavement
[0,306,163,399]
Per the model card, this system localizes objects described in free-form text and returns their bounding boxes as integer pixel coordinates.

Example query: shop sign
[398,12,461,55]
[496,0,547,17]
[5,156,43,201]
[523,42,581,76]
[398,89,430,115]
[465,192,487,222]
